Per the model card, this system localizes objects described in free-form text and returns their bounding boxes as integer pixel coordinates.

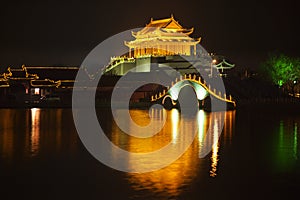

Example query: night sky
[0,0,299,70]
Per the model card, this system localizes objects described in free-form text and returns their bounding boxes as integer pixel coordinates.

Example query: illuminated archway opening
[168,80,209,101]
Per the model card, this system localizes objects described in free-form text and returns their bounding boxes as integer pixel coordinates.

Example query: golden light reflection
[124,109,199,197]
[197,110,206,153]
[224,110,235,145]
[108,109,201,196]
[208,111,235,177]
[108,109,237,196]
[30,108,40,156]
[171,109,179,144]
[210,117,220,177]
[0,109,79,163]
[55,109,63,152]
[0,109,15,161]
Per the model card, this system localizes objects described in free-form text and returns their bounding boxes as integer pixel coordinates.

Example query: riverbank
[1,75,299,110]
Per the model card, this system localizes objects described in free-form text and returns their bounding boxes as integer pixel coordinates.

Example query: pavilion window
[34,88,40,95]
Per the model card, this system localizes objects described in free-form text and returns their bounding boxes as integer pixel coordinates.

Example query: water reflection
[30,108,40,156]
[0,109,15,161]
[109,109,236,197]
[171,109,179,144]
[293,122,298,160]
[210,117,220,177]
[2,108,300,199]
[275,120,299,171]
[0,109,78,164]
[208,111,235,177]
[123,109,199,197]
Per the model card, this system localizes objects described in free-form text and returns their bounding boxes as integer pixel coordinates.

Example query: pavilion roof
[146,15,183,29]
[30,79,58,87]
[133,15,194,37]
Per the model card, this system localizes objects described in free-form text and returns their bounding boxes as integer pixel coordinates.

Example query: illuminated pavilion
[0,16,236,107]
[103,16,235,76]
[125,15,201,58]
[104,15,206,75]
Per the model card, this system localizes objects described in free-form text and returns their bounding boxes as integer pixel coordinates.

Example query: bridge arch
[168,80,209,101]
[176,84,200,109]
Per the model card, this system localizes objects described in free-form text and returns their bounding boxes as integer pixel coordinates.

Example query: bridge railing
[103,56,136,73]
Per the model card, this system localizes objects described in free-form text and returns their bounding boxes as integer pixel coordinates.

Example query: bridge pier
[162,96,173,110]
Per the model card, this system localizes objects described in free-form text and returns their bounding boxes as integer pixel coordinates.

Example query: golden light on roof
[125,15,201,58]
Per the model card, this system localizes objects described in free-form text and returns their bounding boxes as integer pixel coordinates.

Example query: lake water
[0,107,300,199]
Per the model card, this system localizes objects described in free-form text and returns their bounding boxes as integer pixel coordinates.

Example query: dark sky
[0,0,299,70]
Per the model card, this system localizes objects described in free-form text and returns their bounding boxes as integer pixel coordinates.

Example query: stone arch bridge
[151,74,236,110]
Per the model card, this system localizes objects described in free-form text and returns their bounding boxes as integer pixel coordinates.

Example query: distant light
[212,59,217,64]
[34,88,40,95]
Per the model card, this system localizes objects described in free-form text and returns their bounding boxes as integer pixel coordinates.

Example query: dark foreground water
[0,107,300,199]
